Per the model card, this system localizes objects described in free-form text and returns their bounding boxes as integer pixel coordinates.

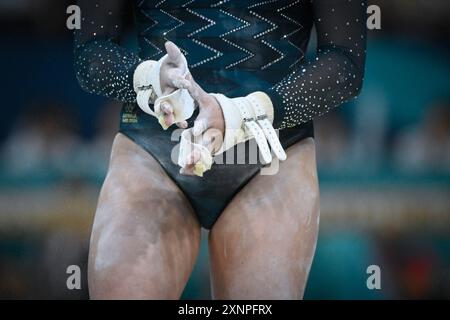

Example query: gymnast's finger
[176,121,188,129]
[186,148,201,166]
[180,164,195,176]
[184,73,209,103]
[171,75,191,90]
[202,128,223,154]
[193,118,209,137]
[160,102,175,127]
[164,41,182,65]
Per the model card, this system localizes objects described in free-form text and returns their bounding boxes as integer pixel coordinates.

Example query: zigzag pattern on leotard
[136,0,306,71]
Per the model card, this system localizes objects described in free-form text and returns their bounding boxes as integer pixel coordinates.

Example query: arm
[268,0,367,128]
[74,1,195,128]
[177,0,367,175]
[74,0,140,103]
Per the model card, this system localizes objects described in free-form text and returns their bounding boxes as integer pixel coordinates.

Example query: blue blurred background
[0,0,449,299]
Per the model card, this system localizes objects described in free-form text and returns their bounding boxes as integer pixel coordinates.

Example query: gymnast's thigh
[209,138,320,299]
[88,133,201,299]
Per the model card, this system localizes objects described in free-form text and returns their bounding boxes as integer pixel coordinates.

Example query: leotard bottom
[119,103,314,229]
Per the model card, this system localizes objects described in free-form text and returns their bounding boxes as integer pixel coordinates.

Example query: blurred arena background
[0,0,449,299]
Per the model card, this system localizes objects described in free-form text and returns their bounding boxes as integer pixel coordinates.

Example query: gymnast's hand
[134,41,195,129]
[177,73,225,175]
[157,41,192,128]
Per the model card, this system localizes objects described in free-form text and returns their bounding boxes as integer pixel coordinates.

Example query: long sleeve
[267,0,367,129]
[74,0,141,103]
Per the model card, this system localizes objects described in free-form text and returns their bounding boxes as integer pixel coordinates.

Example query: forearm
[261,0,367,129]
[74,39,143,103]
[266,46,365,129]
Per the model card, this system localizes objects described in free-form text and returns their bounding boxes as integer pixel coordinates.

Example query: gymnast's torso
[74,0,366,228]
[134,0,314,96]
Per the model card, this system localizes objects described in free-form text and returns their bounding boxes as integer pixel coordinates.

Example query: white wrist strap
[153,89,196,129]
[235,97,273,164]
[247,95,287,161]
[134,60,158,116]
[211,92,287,164]
[133,55,195,128]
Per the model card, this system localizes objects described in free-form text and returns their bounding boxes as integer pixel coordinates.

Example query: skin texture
[159,42,225,154]
[88,134,319,299]
[209,137,320,299]
[157,41,225,175]
[89,41,319,300]
[88,133,201,299]
[158,41,192,129]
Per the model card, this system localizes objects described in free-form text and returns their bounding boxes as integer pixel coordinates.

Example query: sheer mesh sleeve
[268,0,367,129]
[74,0,141,103]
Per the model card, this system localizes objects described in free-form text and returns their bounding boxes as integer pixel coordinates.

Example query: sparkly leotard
[74,0,367,229]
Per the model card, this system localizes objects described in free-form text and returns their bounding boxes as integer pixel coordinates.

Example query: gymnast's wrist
[209,91,286,162]
[266,86,286,128]
[133,59,158,105]
[246,91,275,124]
